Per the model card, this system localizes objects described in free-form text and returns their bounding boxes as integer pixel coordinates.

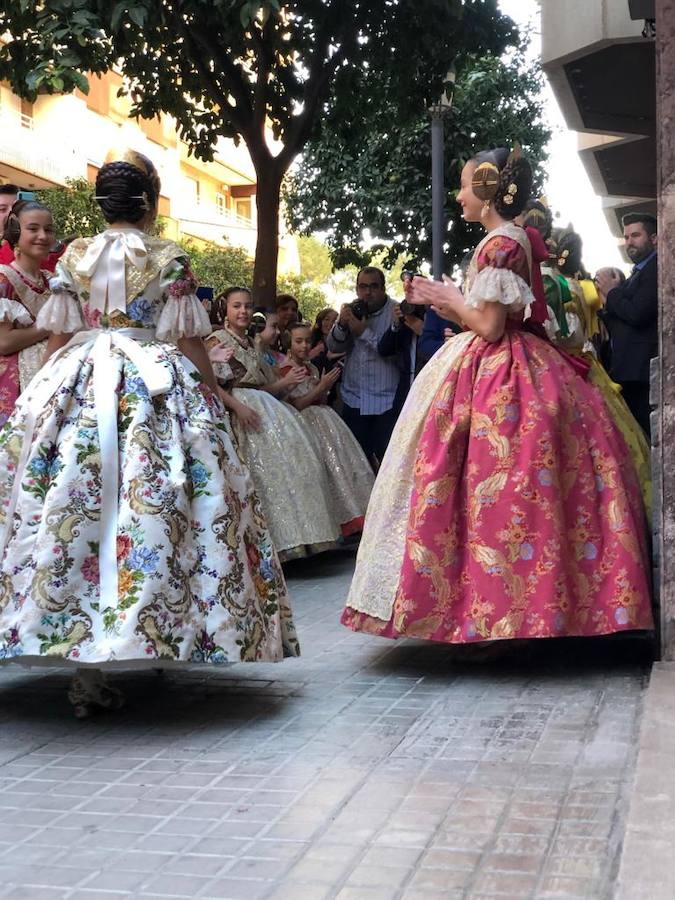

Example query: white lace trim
[465,266,535,313]
[35,290,84,334]
[155,293,212,341]
[0,297,32,326]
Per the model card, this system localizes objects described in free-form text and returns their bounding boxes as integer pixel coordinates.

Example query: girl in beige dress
[207,288,341,560]
[281,322,374,536]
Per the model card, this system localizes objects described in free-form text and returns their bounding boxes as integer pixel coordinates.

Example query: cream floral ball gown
[0,229,299,700]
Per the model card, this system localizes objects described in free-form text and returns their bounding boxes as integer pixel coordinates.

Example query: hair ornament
[471,161,500,201]
[94,194,148,201]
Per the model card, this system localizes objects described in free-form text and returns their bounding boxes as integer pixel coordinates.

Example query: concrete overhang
[540,0,656,235]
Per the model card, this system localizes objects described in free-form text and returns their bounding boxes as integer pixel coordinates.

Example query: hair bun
[494,150,532,220]
[95,159,158,225]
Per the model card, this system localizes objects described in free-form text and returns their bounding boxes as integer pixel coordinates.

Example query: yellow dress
[559,276,652,525]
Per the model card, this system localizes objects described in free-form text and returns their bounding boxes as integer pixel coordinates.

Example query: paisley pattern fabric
[207,327,341,560]
[284,361,375,535]
[0,235,298,666]
[342,223,652,644]
[0,265,50,427]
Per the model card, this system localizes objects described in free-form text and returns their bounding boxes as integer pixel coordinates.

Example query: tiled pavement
[0,549,653,900]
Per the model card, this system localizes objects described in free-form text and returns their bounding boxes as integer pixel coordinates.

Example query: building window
[184,176,200,205]
[215,192,227,215]
[234,198,252,222]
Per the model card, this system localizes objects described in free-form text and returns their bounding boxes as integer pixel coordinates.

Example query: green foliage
[276,273,328,325]
[0,1,516,164]
[35,178,105,239]
[297,235,333,284]
[181,242,254,296]
[285,39,551,271]
[0,0,520,300]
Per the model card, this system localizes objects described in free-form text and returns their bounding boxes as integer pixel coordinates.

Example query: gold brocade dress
[284,361,375,536]
[557,276,652,524]
[208,327,341,560]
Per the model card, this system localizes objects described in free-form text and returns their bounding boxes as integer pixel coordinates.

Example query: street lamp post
[428,69,456,281]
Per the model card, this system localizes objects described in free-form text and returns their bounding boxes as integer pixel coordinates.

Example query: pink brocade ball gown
[341,223,653,644]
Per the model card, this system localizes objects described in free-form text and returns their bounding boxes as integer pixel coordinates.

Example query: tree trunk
[251,164,283,308]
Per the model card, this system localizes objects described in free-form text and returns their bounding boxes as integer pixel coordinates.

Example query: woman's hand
[319,368,341,392]
[236,404,261,430]
[308,343,324,360]
[280,366,307,388]
[407,276,464,322]
[208,342,235,364]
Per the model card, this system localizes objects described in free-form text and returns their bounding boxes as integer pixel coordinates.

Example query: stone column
[657,0,675,659]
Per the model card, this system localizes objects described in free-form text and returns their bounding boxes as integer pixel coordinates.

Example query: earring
[481,200,491,219]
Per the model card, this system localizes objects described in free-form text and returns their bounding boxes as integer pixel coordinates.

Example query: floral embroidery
[0,246,299,665]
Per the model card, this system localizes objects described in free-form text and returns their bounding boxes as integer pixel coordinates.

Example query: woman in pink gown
[341,147,652,645]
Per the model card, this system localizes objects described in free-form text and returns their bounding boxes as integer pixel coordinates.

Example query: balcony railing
[175,197,254,230]
[0,110,86,184]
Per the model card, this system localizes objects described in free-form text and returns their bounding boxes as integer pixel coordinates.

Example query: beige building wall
[0,72,299,275]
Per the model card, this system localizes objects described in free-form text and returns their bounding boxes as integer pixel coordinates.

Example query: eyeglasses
[357,281,383,291]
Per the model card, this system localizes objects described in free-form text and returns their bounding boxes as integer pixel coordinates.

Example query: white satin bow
[76,229,148,315]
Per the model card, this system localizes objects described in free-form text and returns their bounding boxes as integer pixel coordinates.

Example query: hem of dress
[0,654,296,670]
[278,540,339,562]
[340,608,655,643]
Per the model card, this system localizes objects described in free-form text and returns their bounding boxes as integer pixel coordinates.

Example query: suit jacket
[600,254,657,384]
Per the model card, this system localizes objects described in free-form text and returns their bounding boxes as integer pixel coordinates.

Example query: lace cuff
[155,293,212,341]
[0,297,32,326]
[465,266,535,312]
[35,286,84,333]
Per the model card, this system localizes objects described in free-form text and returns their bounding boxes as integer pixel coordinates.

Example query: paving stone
[0,551,650,899]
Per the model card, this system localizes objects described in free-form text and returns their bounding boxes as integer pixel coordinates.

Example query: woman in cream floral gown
[342,148,652,646]
[0,153,298,716]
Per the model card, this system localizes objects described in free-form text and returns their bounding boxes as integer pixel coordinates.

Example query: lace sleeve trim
[465,266,535,313]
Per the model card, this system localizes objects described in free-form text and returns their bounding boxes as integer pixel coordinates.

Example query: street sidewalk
[0,550,651,899]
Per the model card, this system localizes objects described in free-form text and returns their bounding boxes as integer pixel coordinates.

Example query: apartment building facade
[0,70,299,272]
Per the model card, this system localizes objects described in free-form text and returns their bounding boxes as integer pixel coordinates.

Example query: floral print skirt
[0,337,299,666]
[342,328,653,643]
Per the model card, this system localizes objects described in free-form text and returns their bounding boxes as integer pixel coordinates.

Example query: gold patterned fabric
[286,363,374,532]
[208,328,342,559]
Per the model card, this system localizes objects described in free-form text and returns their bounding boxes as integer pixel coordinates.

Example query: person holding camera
[326,266,400,468]
[377,277,426,416]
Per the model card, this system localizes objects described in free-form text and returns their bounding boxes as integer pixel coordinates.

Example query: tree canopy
[0,0,519,303]
[285,41,551,272]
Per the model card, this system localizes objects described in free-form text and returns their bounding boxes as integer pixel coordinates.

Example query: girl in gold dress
[207,288,341,560]
[282,322,374,536]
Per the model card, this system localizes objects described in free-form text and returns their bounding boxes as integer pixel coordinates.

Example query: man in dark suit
[596,213,658,436]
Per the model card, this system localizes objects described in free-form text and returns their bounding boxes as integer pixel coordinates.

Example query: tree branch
[171,2,253,138]
[250,21,273,138]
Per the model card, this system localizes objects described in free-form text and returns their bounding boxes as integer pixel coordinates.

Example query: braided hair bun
[552,225,588,278]
[472,147,533,220]
[521,199,553,241]
[95,152,159,225]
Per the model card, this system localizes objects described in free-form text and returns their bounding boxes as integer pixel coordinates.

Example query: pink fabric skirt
[342,328,652,643]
